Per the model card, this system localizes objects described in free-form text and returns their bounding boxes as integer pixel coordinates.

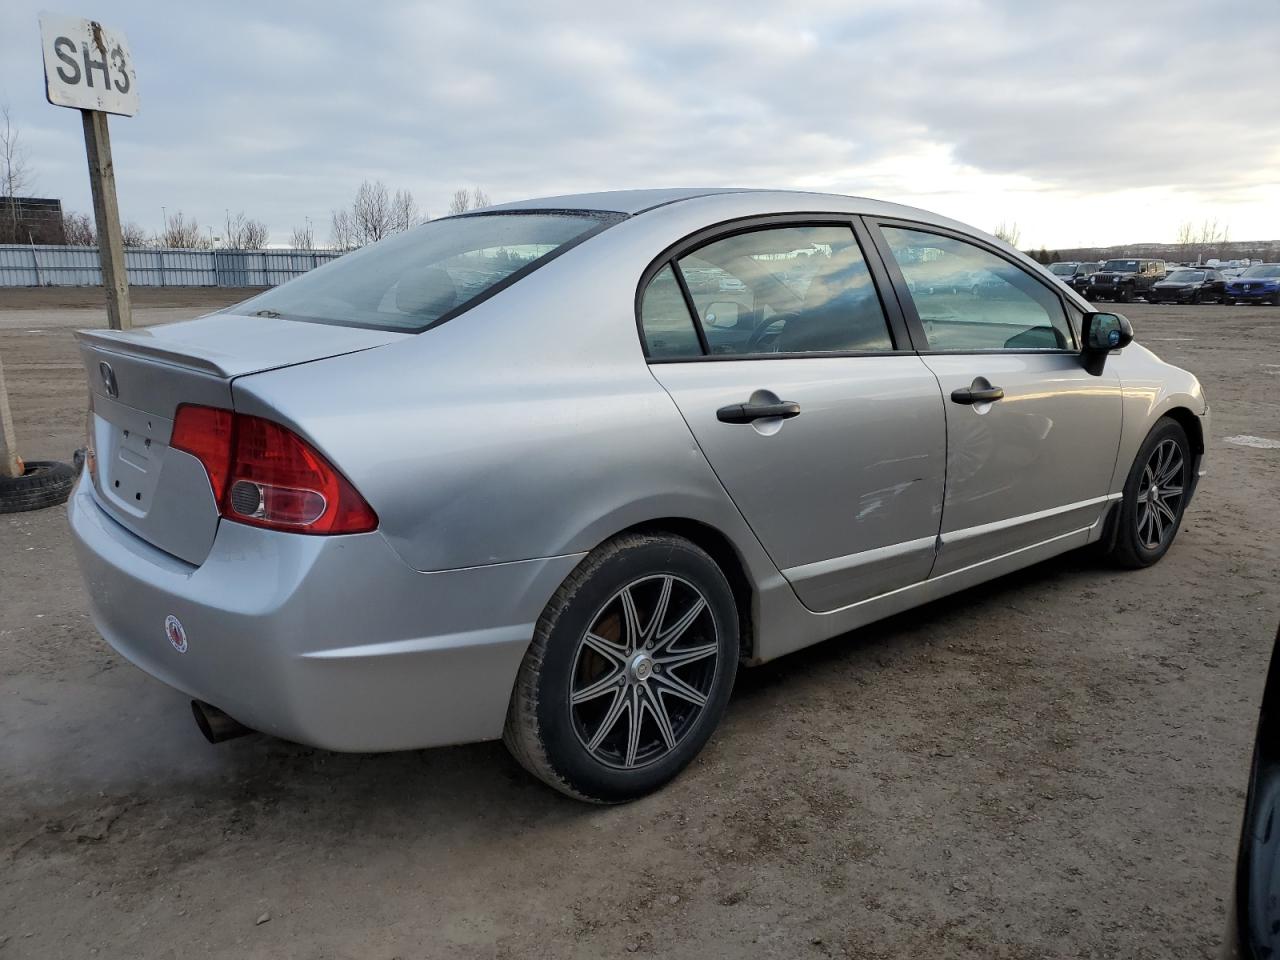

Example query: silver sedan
[68,188,1208,802]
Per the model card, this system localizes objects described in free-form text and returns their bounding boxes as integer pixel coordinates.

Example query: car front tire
[504,532,739,803]
[1106,418,1192,569]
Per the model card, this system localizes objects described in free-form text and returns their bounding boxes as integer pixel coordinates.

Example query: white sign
[39,14,138,116]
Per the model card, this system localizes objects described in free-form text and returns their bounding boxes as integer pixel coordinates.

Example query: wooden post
[0,353,23,479]
[81,109,132,330]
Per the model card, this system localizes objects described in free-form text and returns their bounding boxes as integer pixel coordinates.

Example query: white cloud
[0,0,1276,247]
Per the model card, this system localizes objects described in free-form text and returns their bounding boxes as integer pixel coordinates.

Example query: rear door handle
[716,400,801,424]
[950,383,1005,405]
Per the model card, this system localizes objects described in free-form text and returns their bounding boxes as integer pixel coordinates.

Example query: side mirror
[1081,311,1133,375]
[703,301,742,328]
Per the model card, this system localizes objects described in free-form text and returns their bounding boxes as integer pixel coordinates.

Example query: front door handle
[950,380,1005,405]
[716,400,801,424]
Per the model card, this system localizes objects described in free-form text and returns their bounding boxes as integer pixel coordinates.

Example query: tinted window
[676,225,893,356]
[882,227,1075,351]
[238,212,616,332]
[640,265,702,359]
[1103,260,1139,272]
[1167,270,1206,282]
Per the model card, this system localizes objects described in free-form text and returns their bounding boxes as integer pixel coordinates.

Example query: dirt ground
[1,287,1277,959]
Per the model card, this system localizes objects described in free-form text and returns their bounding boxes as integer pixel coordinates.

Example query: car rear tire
[504,532,739,803]
[0,460,76,514]
[1105,418,1192,569]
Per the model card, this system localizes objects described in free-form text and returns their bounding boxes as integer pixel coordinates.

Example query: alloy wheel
[569,575,719,770]
[1136,438,1185,550]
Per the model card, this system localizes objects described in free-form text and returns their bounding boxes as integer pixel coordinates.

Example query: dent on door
[652,355,947,612]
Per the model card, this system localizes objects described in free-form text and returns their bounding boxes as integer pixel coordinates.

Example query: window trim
[634,213,911,364]
[862,216,1081,355]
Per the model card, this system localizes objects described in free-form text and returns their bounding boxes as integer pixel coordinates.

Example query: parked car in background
[1066,261,1100,295]
[1087,259,1166,302]
[1046,261,1098,292]
[1224,263,1280,304]
[67,188,1209,802]
[1148,268,1226,304]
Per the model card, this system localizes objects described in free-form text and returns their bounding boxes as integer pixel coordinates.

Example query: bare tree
[992,220,1022,248]
[1,103,36,243]
[62,211,96,245]
[224,210,269,250]
[330,179,421,249]
[391,189,420,232]
[290,222,315,250]
[1176,221,1195,248]
[1175,218,1231,263]
[157,210,211,249]
[448,187,491,215]
[120,221,148,247]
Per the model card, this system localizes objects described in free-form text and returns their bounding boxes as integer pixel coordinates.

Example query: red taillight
[170,404,377,535]
[171,405,234,500]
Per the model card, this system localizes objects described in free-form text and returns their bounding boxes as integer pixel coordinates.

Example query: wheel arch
[605,517,758,663]
[1163,405,1204,459]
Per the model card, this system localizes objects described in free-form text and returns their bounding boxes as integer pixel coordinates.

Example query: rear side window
[237,212,618,333]
[676,225,894,356]
[640,266,703,359]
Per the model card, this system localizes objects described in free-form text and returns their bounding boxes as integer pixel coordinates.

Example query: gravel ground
[1,289,1277,959]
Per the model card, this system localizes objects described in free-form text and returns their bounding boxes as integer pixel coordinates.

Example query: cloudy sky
[2,1,1277,249]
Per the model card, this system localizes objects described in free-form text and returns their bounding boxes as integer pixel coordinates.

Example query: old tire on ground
[504,532,739,803]
[1105,418,1191,569]
[0,461,76,514]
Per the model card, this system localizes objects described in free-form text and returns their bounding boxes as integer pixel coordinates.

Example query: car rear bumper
[67,474,584,751]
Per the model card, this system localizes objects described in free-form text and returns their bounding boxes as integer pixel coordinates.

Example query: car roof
[484,187,949,223]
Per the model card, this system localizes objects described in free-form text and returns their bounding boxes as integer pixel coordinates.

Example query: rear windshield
[236,211,620,332]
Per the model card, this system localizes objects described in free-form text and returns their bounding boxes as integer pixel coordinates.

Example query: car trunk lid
[78,313,406,564]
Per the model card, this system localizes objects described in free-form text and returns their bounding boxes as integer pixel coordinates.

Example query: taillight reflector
[170,404,377,535]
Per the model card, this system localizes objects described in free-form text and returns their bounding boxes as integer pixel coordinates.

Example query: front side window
[881,226,1075,351]
[237,212,617,332]
[675,225,894,356]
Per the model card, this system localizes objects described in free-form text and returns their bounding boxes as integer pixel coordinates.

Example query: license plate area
[92,395,173,517]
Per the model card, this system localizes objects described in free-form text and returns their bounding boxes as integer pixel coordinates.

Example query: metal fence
[0,244,344,288]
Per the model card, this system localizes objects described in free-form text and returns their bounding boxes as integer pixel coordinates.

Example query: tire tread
[0,461,76,514]
[503,532,726,803]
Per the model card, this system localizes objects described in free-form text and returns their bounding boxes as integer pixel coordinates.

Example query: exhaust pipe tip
[191,700,253,744]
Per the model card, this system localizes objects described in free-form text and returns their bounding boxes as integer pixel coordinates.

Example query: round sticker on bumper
[165,615,188,654]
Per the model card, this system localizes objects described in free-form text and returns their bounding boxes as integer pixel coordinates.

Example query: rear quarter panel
[230,215,782,586]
